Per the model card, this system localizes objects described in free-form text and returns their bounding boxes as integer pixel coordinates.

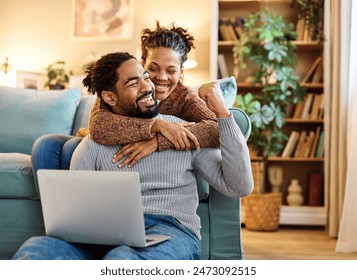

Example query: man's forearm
[193,114,254,198]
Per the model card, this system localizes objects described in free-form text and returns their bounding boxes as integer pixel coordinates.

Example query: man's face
[110,59,158,118]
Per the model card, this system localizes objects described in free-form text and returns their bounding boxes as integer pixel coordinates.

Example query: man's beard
[135,101,159,119]
[127,90,159,119]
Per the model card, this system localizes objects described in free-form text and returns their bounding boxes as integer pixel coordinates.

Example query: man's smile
[136,91,156,107]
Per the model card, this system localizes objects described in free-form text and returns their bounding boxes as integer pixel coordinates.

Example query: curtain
[325,0,350,238]
[335,0,357,252]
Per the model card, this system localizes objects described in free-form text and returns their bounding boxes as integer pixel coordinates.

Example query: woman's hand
[152,119,200,150]
[198,82,231,118]
[112,137,158,168]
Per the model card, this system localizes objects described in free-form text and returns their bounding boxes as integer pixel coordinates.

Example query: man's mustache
[136,90,155,103]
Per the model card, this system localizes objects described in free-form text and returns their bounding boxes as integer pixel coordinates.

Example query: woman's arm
[156,84,220,151]
[89,96,201,149]
[114,85,222,168]
[89,97,156,145]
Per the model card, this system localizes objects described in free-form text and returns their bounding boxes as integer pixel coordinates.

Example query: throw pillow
[191,76,237,108]
[0,86,82,154]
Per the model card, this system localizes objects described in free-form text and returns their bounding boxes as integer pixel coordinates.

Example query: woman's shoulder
[167,82,198,102]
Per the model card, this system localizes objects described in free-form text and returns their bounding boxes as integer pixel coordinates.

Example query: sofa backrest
[0,86,82,155]
[71,95,96,135]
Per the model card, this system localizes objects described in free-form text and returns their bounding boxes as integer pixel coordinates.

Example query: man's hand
[151,119,200,150]
[198,82,231,118]
[112,137,158,168]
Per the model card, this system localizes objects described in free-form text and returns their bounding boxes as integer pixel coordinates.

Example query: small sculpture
[268,165,283,193]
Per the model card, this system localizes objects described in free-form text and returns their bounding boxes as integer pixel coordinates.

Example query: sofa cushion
[0,86,82,155]
[190,76,237,108]
[0,153,37,198]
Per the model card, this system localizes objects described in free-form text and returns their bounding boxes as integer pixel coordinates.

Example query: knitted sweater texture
[89,83,219,151]
[71,114,253,239]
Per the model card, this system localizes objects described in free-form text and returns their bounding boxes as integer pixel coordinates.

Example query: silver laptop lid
[37,169,147,247]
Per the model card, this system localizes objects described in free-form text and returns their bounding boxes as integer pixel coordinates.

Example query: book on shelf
[317,94,325,119]
[226,18,238,41]
[309,94,324,120]
[217,54,229,78]
[302,20,311,41]
[301,56,322,84]
[285,98,295,118]
[281,131,300,158]
[293,130,315,158]
[218,18,230,41]
[302,130,315,158]
[251,161,264,194]
[218,18,237,41]
[296,16,313,41]
[311,59,323,83]
[296,17,305,41]
[308,172,324,206]
[231,16,245,38]
[293,131,307,158]
[315,130,324,158]
[292,101,304,119]
[309,126,322,158]
[301,93,314,119]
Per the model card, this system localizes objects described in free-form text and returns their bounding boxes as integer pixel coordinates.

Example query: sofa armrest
[208,187,244,259]
[71,95,96,135]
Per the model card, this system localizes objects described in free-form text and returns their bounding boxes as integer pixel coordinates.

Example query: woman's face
[144,47,182,101]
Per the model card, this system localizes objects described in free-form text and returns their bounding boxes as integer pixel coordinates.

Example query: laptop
[37,169,171,247]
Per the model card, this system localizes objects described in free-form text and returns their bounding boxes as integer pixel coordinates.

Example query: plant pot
[242,192,282,231]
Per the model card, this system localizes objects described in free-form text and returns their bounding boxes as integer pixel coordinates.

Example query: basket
[242,192,282,231]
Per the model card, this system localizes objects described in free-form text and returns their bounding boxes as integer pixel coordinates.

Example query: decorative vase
[286,179,304,206]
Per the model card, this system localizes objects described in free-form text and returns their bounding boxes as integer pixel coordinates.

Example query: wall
[0,0,212,86]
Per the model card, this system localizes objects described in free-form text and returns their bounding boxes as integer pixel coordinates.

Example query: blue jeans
[31,134,82,196]
[12,214,200,260]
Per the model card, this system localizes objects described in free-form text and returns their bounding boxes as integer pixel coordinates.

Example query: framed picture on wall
[72,0,134,40]
[16,71,45,90]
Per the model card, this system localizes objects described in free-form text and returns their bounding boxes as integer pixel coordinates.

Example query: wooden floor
[241,225,357,260]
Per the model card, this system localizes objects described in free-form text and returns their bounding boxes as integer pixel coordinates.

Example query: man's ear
[101,91,116,106]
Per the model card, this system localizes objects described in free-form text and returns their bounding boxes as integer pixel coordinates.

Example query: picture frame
[16,71,45,90]
[72,0,134,40]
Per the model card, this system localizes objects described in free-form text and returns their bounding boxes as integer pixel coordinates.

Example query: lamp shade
[183,50,198,70]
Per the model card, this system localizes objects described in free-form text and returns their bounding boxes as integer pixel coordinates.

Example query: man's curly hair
[83,52,135,97]
[141,21,195,67]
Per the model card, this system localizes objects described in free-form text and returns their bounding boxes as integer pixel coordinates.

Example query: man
[12,52,253,260]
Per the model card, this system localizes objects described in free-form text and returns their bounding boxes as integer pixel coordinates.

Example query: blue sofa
[0,86,90,259]
[0,77,251,260]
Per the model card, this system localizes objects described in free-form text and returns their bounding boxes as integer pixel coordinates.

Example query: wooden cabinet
[211,0,326,226]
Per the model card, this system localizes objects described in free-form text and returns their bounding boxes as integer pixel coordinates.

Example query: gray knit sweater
[70,113,253,239]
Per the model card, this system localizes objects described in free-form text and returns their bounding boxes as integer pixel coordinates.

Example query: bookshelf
[211,0,326,226]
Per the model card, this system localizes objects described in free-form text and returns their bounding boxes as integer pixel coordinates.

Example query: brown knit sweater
[89,82,219,151]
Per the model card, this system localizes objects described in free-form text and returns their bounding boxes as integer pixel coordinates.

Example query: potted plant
[45,61,70,89]
[292,0,324,41]
[232,10,306,231]
[233,10,306,158]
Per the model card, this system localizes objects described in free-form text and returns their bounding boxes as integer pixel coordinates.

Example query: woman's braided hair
[141,21,195,68]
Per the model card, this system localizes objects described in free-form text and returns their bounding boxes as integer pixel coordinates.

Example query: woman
[88,21,219,167]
